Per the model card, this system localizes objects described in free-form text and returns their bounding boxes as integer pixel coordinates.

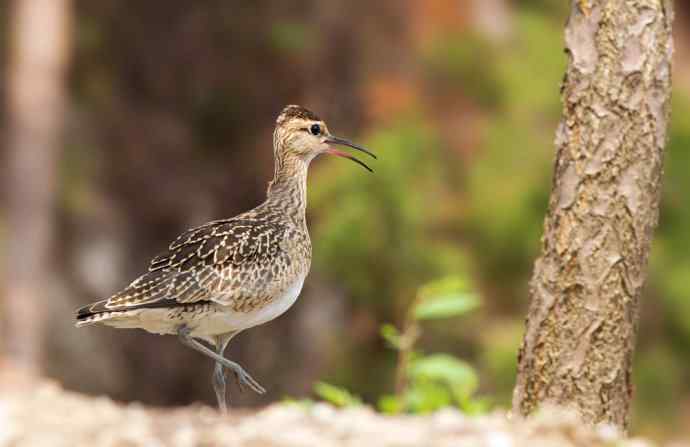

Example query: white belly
[236,276,306,329]
[185,275,306,337]
[97,276,307,339]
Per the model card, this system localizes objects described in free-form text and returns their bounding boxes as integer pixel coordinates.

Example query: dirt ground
[0,372,657,447]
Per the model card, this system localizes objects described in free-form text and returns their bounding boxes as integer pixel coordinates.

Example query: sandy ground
[0,374,657,447]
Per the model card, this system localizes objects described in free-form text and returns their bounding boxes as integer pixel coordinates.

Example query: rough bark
[2,0,71,372]
[512,0,673,430]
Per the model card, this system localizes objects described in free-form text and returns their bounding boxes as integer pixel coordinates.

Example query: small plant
[378,276,484,414]
[313,381,362,408]
[312,276,484,414]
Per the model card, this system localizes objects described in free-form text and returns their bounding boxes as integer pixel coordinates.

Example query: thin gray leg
[177,326,266,396]
[212,331,239,413]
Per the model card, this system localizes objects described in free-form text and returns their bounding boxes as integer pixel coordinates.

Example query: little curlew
[75,105,375,411]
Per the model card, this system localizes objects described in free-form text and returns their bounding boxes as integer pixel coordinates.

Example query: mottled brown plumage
[75,105,375,411]
[276,104,321,123]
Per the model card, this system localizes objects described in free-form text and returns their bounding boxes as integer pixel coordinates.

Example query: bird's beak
[324,135,376,172]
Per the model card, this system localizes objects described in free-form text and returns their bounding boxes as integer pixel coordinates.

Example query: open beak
[324,136,377,172]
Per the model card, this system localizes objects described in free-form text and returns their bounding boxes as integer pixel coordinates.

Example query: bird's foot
[178,325,266,397]
[232,370,245,393]
[215,357,265,395]
[230,364,266,395]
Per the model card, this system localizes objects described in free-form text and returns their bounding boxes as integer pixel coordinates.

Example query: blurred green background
[1,0,689,442]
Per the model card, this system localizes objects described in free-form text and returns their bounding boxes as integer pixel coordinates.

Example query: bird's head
[273,105,375,172]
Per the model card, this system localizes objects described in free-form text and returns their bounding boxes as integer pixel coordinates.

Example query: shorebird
[75,105,375,411]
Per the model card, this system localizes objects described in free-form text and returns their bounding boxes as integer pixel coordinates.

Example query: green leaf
[313,382,362,408]
[408,354,479,397]
[404,381,453,413]
[418,276,468,300]
[380,323,402,349]
[413,276,480,320]
[459,395,493,415]
[414,292,479,320]
[378,394,404,414]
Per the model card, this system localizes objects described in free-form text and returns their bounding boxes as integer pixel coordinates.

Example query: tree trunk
[512,0,673,430]
[3,0,71,373]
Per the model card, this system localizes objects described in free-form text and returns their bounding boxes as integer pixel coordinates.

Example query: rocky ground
[0,373,659,447]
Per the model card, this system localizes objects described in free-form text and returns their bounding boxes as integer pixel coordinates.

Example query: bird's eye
[310,124,321,136]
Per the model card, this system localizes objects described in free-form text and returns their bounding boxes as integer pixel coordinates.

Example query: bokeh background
[1,0,690,442]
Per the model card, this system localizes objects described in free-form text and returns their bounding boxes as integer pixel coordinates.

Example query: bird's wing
[88,217,286,313]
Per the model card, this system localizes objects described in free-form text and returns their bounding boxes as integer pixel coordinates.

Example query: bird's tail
[74,299,112,327]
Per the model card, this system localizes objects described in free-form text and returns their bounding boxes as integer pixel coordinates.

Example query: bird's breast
[245,274,306,328]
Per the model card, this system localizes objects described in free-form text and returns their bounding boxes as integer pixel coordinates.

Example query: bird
[75,105,375,411]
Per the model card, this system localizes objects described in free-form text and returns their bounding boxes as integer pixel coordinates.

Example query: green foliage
[313,276,483,414]
[477,320,522,407]
[311,119,470,319]
[313,382,362,408]
[654,95,690,339]
[521,0,569,16]
[310,121,461,397]
[308,17,553,414]
[409,354,478,397]
[414,277,479,320]
[421,34,503,108]
[378,276,484,414]
[380,323,402,350]
[466,10,565,292]
[395,354,483,414]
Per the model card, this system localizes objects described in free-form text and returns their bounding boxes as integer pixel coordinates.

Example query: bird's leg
[177,326,266,395]
[212,332,239,413]
[212,342,228,413]
[212,361,227,413]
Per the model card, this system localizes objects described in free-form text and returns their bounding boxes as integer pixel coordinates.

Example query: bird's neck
[266,155,309,224]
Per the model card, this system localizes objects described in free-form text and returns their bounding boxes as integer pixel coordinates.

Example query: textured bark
[3,0,71,372]
[512,0,673,430]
